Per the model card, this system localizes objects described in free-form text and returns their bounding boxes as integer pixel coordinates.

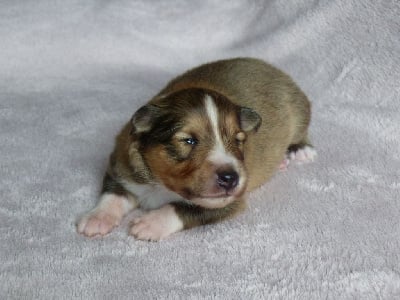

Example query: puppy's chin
[176,183,246,209]
[190,195,237,209]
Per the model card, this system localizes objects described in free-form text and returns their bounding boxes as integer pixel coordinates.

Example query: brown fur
[97,57,312,232]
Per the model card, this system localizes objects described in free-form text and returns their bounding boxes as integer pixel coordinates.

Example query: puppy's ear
[130,104,161,136]
[239,107,262,132]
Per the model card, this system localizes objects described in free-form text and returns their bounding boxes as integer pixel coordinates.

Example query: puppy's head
[130,89,261,209]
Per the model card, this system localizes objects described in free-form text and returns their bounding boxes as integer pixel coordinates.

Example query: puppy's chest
[119,179,184,210]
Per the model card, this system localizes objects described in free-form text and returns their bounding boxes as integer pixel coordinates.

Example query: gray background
[1,0,399,299]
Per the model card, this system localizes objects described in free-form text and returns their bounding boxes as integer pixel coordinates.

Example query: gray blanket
[1,0,399,299]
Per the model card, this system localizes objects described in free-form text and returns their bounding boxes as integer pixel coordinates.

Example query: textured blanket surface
[1,0,399,299]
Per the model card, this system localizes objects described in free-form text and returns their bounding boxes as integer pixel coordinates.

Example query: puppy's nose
[217,170,239,191]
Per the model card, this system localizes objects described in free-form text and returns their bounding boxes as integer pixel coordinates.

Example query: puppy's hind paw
[288,145,317,164]
[279,158,290,171]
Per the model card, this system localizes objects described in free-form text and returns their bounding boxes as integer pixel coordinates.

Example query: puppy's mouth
[190,194,237,209]
[179,187,244,209]
[181,188,241,200]
[200,191,236,198]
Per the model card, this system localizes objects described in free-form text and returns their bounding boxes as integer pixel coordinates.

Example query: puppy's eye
[183,138,198,146]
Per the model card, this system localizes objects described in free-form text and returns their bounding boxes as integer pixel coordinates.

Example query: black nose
[217,171,239,191]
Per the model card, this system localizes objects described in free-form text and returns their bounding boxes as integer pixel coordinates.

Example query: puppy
[77,57,316,241]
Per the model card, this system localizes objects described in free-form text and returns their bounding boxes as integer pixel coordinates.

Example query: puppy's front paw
[130,205,184,241]
[77,210,120,237]
[77,194,135,237]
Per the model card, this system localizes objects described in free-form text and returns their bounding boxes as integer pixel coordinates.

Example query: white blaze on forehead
[205,94,220,136]
[204,95,237,165]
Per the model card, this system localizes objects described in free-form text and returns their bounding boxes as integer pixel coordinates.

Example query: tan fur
[154,57,311,190]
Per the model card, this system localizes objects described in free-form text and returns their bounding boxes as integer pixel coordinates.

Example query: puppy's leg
[77,174,137,237]
[287,137,317,164]
[130,199,246,241]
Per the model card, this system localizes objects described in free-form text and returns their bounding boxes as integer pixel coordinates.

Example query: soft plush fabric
[1,0,399,299]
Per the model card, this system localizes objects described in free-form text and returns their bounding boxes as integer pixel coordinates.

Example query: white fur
[289,145,317,163]
[208,148,238,165]
[119,179,184,210]
[204,95,238,166]
[205,95,220,140]
[77,193,135,236]
[130,204,184,241]
[77,182,183,237]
